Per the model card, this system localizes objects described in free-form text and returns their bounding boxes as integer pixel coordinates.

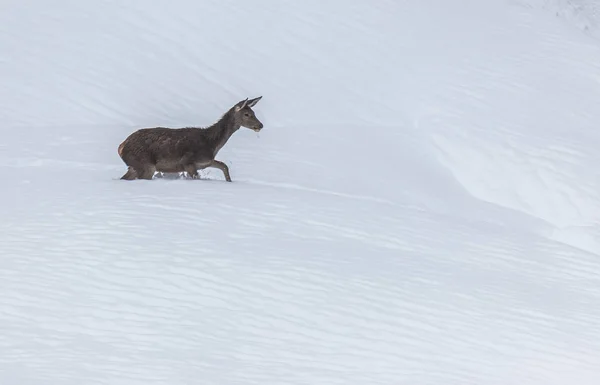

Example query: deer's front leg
[184,164,199,179]
[210,160,232,182]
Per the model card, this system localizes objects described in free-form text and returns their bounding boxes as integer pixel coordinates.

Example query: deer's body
[118,97,263,181]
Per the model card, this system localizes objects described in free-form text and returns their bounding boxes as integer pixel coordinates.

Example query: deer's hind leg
[120,166,155,180]
[121,150,155,180]
[183,164,200,179]
[137,165,156,180]
[121,167,138,180]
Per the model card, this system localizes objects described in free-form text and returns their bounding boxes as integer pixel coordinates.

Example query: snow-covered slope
[1,1,599,384]
[521,0,600,39]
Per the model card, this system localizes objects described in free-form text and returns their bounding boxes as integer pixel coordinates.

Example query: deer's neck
[205,109,240,155]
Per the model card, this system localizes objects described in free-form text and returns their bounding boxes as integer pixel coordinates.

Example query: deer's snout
[253,122,264,132]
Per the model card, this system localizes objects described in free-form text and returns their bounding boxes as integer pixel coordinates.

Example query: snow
[1,0,600,384]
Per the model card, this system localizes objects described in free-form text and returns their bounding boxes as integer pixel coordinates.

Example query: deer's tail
[117,141,125,158]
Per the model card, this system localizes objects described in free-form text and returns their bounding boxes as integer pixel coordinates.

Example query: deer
[117,96,263,182]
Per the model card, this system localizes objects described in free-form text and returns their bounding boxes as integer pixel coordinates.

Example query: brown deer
[117,96,263,181]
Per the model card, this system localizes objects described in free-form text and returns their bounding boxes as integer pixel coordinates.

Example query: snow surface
[1,1,600,384]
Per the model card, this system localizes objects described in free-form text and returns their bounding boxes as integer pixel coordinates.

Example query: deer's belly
[194,161,211,170]
[155,159,184,173]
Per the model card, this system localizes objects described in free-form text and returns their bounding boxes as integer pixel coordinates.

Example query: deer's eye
[244,113,250,117]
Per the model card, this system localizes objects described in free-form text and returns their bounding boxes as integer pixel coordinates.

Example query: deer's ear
[236,98,249,110]
[247,96,262,108]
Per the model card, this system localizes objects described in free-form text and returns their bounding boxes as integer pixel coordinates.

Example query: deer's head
[234,96,264,132]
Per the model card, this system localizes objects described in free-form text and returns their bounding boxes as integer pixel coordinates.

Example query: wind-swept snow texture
[1,1,600,384]
[521,0,600,39]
